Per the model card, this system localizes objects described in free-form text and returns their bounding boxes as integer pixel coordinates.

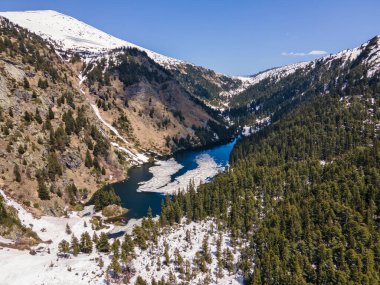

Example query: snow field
[0,190,244,285]
[130,219,243,285]
[0,189,115,285]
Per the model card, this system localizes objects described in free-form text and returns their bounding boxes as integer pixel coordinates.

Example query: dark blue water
[113,138,237,220]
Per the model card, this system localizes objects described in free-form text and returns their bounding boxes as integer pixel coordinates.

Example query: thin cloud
[309,50,328,55]
[282,50,328,57]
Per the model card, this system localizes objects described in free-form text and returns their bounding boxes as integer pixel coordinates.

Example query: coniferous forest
[160,90,380,284]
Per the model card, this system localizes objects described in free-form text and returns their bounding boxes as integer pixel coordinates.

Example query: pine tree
[174,248,183,268]
[37,175,50,200]
[14,164,21,182]
[251,263,261,285]
[84,150,93,168]
[66,110,76,135]
[111,239,120,258]
[216,237,223,279]
[185,229,191,244]
[47,152,62,181]
[164,242,170,266]
[109,255,121,278]
[35,108,42,124]
[40,78,48,89]
[224,248,234,275]
[134,276,147,285]
[98,256,104,268]
[122,233,134,256]
[58,239,70,257]
[202,235,211,264]
[71,235,80,256]
[24,111,32,122]
[48,107,54,120]
[65,223,72,235]
[96,232,110,253]
[80,231,93,253]
[92,232,99,244]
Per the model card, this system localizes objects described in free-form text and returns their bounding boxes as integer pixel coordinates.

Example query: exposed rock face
[60,153,82,169]
[14,90,32,102]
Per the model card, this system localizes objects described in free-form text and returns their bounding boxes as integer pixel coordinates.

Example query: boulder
[60,152,82,169]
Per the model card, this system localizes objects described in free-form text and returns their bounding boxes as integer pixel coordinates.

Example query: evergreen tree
[65,223,72,235]
[122,233,134,256]
[92,232,99,244]
[35,108,42,124]
[109,255,121,278]
[80,231,93,253]
[134,276,147,285]
[36,175,50,200]
[71,235,80,256]
[164,242,170,266]
[84,149,93,168]
[224,248,234,275]
[202,235,211,264]
[14,164,21,182]
[47,152,62,181]
[111,239,120,258]
[96,232,110,253]
[89,185,121,211]
[47,107,54,120]
[58,239,70,257]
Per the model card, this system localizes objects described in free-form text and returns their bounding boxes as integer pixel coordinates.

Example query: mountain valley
[0,9,379,285]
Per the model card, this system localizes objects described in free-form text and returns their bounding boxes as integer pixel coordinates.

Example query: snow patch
[90,104,148,164]
[242,116,271,136]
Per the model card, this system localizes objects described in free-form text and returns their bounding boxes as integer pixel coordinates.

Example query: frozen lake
[113,138,238,219]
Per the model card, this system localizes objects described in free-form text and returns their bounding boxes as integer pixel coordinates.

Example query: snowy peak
[0,10,378,100]
[237,35,380,94]
[245,61,310,85]
[0,10,127,53]
[315,36,380,78]
[321,35,380,77]
[0,10,182,66]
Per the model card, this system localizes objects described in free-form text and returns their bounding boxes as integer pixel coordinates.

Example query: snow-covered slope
[322,35,380,77]
[245,61,310,85]
[223,35,380,97]
[0,10,182,67]
[221,61,311,97]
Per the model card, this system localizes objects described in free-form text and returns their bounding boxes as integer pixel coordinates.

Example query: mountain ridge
[0,10,184,67]
[1,10,378,102]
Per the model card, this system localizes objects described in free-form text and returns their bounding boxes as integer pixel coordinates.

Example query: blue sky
[1,0,379,75]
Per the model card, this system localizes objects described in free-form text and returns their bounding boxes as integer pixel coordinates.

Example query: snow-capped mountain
[232,35,380,96]
[0,10,183,67]
[0,10,255,101]
[1,10,378,103]
[221,61,311,97]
